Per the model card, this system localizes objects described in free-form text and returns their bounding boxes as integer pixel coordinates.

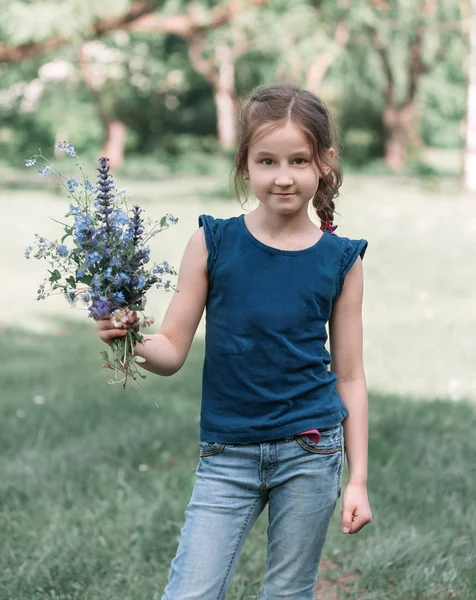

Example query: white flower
[110,307,135,328]
[33,395,45,405]
[138,464,149,472]
[16,409,25,418]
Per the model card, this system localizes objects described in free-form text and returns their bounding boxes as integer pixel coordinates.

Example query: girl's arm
[96,227,209,376]
[329,257,372,534]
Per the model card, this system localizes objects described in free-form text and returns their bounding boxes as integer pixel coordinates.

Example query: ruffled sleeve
[198,214,221,276]
[337,238,368,296]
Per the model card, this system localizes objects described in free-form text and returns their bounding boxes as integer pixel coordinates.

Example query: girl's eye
[262,159,274,166]
[293,158,307,165]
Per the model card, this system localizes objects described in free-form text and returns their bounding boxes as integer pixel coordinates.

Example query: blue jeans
[160,424,344,600]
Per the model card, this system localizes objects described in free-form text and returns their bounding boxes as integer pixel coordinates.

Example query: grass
[1,164,476,598]
[0,321,475,599]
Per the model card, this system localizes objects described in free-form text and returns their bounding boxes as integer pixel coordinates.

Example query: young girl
[97,81,372,599]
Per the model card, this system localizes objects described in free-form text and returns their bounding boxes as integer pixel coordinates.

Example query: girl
[97,81,372,599]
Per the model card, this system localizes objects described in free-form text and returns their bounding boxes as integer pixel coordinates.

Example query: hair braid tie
[320,222,338,234]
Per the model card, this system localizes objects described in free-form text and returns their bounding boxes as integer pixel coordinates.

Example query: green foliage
[0,0,469,170]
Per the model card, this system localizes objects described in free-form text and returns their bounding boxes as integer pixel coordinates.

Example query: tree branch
[127,0,270,37]
[0,0,156,64]
[366,25,394,104]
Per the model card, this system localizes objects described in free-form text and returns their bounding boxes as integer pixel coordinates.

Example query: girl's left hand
[341,482,372,534]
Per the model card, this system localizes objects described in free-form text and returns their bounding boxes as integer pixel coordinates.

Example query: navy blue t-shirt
[198,213,368,444]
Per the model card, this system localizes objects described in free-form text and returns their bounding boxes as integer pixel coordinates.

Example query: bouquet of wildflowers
[24,142,178,388]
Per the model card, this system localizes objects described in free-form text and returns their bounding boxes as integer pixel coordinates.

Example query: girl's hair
[233,81,342,226]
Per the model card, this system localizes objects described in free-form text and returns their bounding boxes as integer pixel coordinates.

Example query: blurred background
[1,1,476,599]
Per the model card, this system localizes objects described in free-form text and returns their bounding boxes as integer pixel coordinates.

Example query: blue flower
[38,165,52,176]
[38,236,45,243]
[84,180,96,193]
[113,291,125,303]
[77,265,87,278]
[24,245,32,259]
[111,255,122,268]
[137,275,147,289]
[167,215,179,225]
[57,245,68,257]
[86,251,102,266]
[25,158,36,167]
[69,204,80,215]
[56,142,76,157]
[110,209,129,227]
[66,178,79,193]
[112,273,130,286]
[91,274,102,288]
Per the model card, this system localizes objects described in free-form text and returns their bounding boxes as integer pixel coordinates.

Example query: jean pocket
[295,424,343,455]
[199,441,226,457]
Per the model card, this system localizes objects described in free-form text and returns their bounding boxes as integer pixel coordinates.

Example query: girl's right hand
[95,315,129,345]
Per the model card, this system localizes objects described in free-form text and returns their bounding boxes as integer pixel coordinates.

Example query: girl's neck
[245,206,317,238]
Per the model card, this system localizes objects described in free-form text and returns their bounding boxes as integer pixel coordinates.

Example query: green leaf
[160,216,167,227]
[48,269,61,283]
[100,350,109,362]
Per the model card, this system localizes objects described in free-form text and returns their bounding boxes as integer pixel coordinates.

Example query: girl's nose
[274,172,294,186]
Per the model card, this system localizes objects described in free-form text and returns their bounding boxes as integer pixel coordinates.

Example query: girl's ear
[242,166,250,180]
[321,147,335,176]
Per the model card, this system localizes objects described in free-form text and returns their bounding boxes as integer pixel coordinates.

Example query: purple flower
[88,300,111,320]
[24,245,33,259]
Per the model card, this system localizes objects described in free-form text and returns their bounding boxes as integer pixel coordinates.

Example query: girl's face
[245,121,323,217]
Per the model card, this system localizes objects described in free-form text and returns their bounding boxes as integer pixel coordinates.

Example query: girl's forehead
[249,120,311,152]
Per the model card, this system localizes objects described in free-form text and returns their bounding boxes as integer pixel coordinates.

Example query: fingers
[95,315,128,343]
[341,508,372,534]
[341,508,354,534]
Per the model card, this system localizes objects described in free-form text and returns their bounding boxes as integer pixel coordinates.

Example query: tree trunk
[214,42,236,149]
[383,101,417,171]
[79,42,126,171]
[463,0,476,191]
[102,120,126,171]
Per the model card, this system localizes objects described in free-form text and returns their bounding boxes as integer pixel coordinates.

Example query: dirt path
[315,559,361,599]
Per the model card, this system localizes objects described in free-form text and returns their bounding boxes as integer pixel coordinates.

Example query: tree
[0,0,269,164]
[355,0,461,170]
[127,0,270,149]
[463,0,476,191]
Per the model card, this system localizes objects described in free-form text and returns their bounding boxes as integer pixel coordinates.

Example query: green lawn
[0,321,475,599]
[1,170,475,598]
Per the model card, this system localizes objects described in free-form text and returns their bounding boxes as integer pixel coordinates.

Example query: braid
[312,175,338,233]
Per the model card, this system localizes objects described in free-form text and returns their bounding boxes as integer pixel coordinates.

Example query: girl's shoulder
[325,232,368,295]
[198,213,239,274]
[198,213,237,242]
